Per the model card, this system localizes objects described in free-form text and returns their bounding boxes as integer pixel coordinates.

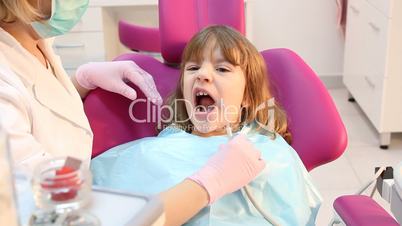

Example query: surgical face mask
[32,0,89,38]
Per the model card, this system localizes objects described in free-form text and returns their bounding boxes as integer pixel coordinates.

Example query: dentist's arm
[160,134,266,226]
[72,61,162,104]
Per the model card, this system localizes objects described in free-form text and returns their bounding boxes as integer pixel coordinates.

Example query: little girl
[91,25,322,226]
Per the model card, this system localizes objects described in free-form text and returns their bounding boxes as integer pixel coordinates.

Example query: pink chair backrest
[205,0,245,33]
[261,49,347,171]
[159,0,244,64]
[84,0,347,171]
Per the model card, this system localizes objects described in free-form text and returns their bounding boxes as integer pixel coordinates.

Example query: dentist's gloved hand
[188,134,265,204]
[75,61,162,104]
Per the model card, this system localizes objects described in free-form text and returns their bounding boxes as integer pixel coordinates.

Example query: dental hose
[243,186,280,226]
[222,100,281,226]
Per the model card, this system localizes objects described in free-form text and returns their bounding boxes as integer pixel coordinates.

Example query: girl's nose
[196,66,213,83]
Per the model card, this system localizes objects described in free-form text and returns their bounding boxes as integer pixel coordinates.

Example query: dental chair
[84,0,398,225]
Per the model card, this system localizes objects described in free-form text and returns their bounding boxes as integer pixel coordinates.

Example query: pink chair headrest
[159,0,245,64]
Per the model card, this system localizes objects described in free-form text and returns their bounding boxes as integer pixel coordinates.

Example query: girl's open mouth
[193,87,218,121]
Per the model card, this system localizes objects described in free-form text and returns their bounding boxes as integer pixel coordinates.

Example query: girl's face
[182,43,246,136]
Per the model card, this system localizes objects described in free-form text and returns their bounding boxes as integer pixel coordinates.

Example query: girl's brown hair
[0,0,42,24]
[166,25,291,143]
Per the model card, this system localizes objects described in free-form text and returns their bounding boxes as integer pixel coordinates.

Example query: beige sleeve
[0,69,51,173]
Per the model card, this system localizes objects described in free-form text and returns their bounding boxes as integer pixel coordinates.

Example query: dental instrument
[221,99,281,226]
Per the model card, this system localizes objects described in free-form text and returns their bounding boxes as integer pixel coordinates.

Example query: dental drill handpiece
[221,100,281,226]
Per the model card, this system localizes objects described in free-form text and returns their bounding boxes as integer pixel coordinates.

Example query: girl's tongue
[194,95,217,121]
[199,96,215,109]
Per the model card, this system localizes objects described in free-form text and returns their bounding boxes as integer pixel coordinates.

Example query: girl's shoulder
[242,126,302,164]
[239,124,289,147]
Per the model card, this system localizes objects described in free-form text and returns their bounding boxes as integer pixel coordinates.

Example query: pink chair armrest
[334,195,399,226]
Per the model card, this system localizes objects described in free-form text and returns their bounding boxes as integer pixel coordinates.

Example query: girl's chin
[192,124,226,137]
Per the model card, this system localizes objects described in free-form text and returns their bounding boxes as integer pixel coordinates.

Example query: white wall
[246,0,345,77]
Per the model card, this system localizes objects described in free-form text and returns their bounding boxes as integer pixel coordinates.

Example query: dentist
[0,0,265,225]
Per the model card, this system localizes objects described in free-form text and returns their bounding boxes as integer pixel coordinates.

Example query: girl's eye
[186,66,199,71]
[216,67,230,73]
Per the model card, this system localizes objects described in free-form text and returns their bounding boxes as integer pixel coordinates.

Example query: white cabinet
[343,0,402,148]
[53,6,105,76]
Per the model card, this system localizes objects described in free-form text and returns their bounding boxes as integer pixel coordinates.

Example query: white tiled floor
[310,88,402,225]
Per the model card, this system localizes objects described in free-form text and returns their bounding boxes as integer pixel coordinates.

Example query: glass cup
[30,157,99,226]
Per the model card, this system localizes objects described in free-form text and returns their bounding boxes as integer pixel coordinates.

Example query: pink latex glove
[75,61,162,104]
[188,134,266,204]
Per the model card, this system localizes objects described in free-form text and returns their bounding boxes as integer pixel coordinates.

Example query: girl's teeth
[196,91,209,96]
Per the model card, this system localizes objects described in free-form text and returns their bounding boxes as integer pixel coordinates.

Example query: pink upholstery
[118,20,161,52]
[205,0,245,33]
[334,195,399,226]
[261,49,347,171]
[159,0,244,64]
[84,53,180,158]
